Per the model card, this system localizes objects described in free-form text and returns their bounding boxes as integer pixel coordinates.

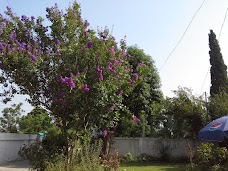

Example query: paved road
[0,160,30,171]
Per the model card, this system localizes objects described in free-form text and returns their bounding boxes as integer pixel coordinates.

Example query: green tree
[209,30,228,96]
[0,103,24,133]
[208,94,228,120]
[116,46,163,137]
[0,2,146,162]
[19,106,55,134]
[156,87,206,139]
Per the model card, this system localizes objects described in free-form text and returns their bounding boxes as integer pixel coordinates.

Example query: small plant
[101,150,120,171]
[185,163,200,171]
[120,153,155,163]
[120,152,136,163]
[75,139,103,171]
[136,153,154,162]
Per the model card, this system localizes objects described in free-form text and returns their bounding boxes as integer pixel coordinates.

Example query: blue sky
[0,0,228,114]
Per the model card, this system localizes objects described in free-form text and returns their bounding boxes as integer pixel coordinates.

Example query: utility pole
[205,92,209,123]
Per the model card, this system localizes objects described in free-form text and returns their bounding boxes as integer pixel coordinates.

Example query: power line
[200,67,210,94]
[159,0,206,71]
[218,6,228,40]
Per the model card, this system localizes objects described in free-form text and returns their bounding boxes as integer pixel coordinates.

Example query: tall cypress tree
[209,30,228,96]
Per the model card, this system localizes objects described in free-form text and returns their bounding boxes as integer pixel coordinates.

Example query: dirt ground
[0,160,30,171]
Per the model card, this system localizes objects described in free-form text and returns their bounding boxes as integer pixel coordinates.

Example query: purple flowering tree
[0,2,146,161]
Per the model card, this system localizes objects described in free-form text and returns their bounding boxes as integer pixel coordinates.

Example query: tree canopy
[0,2,148,160]
[209,30,228,96]
[155,87,206,139]
[0,103,24,133]
[116,46,163,137]
[19,106,55,134]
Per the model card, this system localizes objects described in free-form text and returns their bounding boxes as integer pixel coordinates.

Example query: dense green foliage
[208,93,228,120]
[116,46,163,137]
[155,87,206,139]
[19,135,103,171]
[209,30,228,96]
[191,143,228,171]
[0,103,24,133]
[19,106,55,134]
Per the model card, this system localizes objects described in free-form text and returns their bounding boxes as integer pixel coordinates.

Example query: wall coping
[0,133,36,141]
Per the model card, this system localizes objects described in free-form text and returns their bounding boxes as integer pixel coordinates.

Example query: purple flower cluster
[119,90,124,95]
[87,41,93,48]
[109,46,115,56]
[129,80,135,85]
[114,74,120,81]
[102,130,114,137]
[56,49,61,55]
[96,66,103,81]
[120,39,126,46]
[132,73,139,80]
[60,73,76,88]
[6,6,12,12]
[84,29,91,36]
[122,50,126,57]
[100,27,108,39]
[46,4,62,20]
[31,55,37,62]
[46,49,51,55]
[106,62,116,73]
[0,29,43,62]
[102,130,107,136]
[82,84,89,92]
[4,18,9,24]
[9,32,16,41]
[84,20,90,27]
[21,15,28,21]
[106,57,123,74]
[132,115,140,123]
[76,72,80,77]
[56,39,61,46]
[0,43,4,52]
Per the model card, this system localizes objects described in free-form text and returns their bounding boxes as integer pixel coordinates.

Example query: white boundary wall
[0,133,36,164]
[113,137,202,159]
[0,134,202,164]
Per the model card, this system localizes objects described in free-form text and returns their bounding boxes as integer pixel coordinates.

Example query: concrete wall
[113,137,202,159]
[0,133,36,164]
[0,134,202,164]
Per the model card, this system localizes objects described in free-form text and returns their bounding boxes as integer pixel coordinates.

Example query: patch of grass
[118,162,185,171]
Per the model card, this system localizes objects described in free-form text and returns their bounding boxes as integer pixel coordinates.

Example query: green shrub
[120,152,136,163]
[19,132,104,171]
[120,153,155,163]
[194,142,228,171]
[19,142,64,171]
[46,138,104,171]
[75,139,103,171]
